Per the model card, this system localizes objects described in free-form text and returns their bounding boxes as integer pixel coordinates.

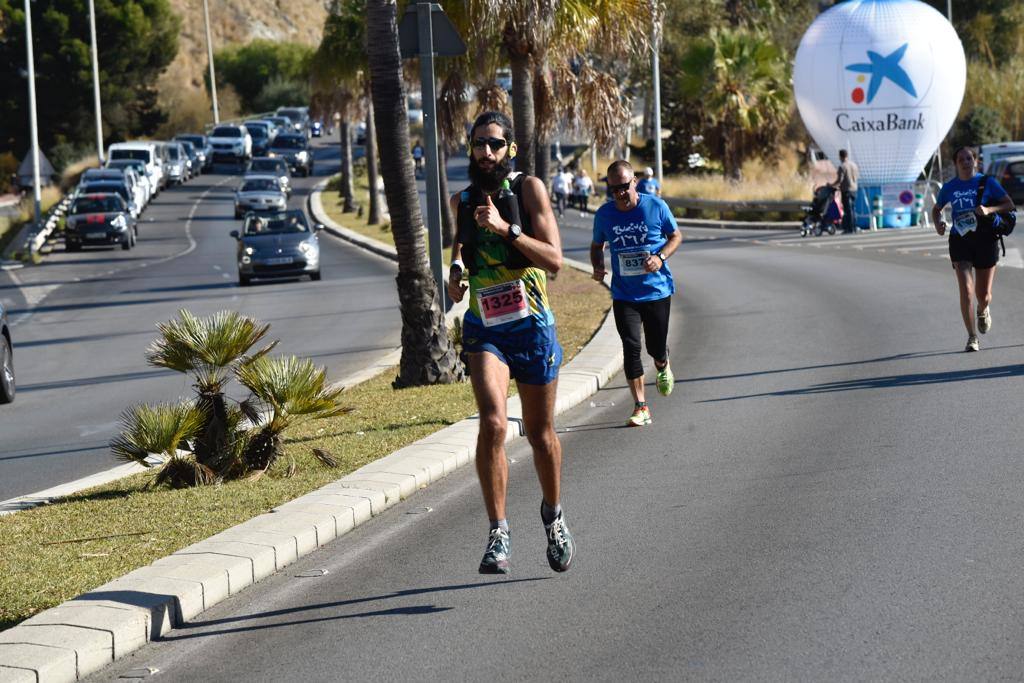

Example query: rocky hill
[158,0,328,111]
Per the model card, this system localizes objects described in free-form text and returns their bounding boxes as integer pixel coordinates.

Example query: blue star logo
[845,43,917,104]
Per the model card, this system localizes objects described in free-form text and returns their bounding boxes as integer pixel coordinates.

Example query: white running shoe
[965,335,980,352]
[978,307,992,334]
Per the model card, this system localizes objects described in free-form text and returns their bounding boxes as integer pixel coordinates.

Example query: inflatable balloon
[793,0,966,227]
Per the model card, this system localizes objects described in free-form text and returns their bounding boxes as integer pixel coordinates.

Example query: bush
[950,106,1010,150]
[0,152,17,194]
[214,40,314,112]
[253,77,311,114]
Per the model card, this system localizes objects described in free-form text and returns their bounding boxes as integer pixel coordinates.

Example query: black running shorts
[949,229,999,269]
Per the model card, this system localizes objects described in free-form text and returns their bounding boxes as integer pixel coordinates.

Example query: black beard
[468,155,512,193]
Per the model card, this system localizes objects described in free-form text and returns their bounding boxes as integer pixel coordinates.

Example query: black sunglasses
[608,179,633,193]
[472,137,508,151]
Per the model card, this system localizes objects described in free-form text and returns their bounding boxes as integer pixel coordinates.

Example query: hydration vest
[457,172,535,276]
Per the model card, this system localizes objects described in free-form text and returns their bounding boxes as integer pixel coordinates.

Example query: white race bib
[954,211,977,235]
[477,280,529,327]
[617,250,650,276]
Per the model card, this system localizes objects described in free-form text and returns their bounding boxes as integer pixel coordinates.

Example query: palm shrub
[113,309,347,486]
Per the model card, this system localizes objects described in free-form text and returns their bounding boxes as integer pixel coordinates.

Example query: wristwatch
[507,223,522,241]
[655,252,667,263]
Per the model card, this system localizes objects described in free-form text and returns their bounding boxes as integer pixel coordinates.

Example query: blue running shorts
[462,317,562,385]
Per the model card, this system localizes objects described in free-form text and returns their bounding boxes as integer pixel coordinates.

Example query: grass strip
[0,263,609,631]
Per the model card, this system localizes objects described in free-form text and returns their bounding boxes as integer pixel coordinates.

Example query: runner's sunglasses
[608,179,633,193]
[472,137,508,151]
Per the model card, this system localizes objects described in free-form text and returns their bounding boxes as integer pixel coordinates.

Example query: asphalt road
[0,136,406,501]
[95,220,1024,680]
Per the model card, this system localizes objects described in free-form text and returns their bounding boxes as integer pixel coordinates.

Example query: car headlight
[268,152,276,158]
[241,256,251,264]
[296,151,308,162]
[299,242,315,254]
[244,246,254,255]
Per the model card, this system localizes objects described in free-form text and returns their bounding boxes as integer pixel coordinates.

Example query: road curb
[0,184,623,682]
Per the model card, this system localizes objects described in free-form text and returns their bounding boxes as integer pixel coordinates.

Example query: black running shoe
[544,512,575,572]
[479,527,511,574]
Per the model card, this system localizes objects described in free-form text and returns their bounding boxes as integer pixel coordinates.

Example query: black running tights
[612,296,671,380]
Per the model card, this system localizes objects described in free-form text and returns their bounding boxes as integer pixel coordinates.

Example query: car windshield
[73,196,124,214]
[212,126,241,138]
[250,160,285,173]
[177,136,204,146]
[269,118,289,128]
[278,109,302,122]
[272,137,304,150]
[167,147,181,160]
[110,149,151,162]
[82,183,127,199]
[241,179,279,192]
[107,160,143,172]
[245,125,268,138]
[244,212,308,235]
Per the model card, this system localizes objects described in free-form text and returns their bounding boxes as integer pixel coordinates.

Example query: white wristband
[450,259,465,274]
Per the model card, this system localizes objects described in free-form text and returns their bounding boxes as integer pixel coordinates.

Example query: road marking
[1001,247,1024,269]
[213,265,221,270]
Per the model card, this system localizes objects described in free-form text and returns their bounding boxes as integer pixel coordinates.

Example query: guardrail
[6,192,73,259]
[663,196,806,214]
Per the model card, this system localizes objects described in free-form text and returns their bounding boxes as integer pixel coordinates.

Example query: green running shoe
[545,512,575,573]
[479,527,511,574]
[656,363,674,396]
[627,404,652,427]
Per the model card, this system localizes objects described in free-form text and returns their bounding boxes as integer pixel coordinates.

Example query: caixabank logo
[836,43,925,132]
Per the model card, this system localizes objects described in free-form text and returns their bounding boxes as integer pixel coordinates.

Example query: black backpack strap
[976,174,987,207]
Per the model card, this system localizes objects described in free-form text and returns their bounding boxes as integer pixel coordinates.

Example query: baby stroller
[800,185,843,237]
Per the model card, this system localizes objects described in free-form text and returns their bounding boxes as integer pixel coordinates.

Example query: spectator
[573,168,594,215]
[636,167,661,196]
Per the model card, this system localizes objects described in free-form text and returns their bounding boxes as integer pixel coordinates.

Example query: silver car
[246,158,292,197]
[234,176,288,219]
[0,300,14,404]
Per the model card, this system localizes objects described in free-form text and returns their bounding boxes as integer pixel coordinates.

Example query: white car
[208,125,253,166]
[105,159,153,208]
[107,142,164,195]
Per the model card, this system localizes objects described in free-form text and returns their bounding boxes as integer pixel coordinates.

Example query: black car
[78,181,138,218]
[988,156,1024,205]
[175,134,212,171]
[231,209,322,285]
[65,193,138,251]
[0,300,13,404]
[268,134,313,177]
[244,122,273,157]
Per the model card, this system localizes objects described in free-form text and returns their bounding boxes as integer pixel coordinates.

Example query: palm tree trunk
[509,52,535,176]
[365,88,382,225]
[338,120,356,213]
[367,0,462,387]
[535,133,550,189]
[439,146,454,247]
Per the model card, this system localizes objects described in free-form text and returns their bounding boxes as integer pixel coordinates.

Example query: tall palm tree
[367,0,463,387]
[678,26,790,180]
[364,82,383,225]
[311,0,367,213]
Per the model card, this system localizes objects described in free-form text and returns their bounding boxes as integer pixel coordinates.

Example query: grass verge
[0,261,609,631]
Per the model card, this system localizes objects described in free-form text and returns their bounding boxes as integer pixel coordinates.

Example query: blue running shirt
[593,193,677,302]
[937,173,1008,236]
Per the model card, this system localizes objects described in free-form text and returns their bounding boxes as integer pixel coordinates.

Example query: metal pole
[87,0,104,163]
[202,0,219,124]
[946,0,951,23]
[23,0,41,229]
[652,1,663,186]
[417,1,446,310]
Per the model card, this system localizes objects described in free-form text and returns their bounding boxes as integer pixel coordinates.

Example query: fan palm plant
[145,309,277,467]
[236,355,352,472]
[109,402,212,488]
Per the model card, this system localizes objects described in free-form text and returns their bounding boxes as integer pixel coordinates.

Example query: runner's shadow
[700,362,1024,402]
[557,421,632,433]
[136,578,551,641]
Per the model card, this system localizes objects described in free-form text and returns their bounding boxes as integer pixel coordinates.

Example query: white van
[107,142,164,196]
[980,142,1024,174]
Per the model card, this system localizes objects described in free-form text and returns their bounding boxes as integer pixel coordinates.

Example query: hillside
[158,0,327,114]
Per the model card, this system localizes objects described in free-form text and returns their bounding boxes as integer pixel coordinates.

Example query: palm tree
[678,27,790,180]
[367,0,463,387]
[145,309,277,467]
[110,402,211,488]
[236,355,351,472]
[311,0,368,214]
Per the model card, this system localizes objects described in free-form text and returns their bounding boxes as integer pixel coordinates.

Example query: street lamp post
[651,0,663,187]
[87,0,104,163]
[202,0,219,124]
[23,0,42,229]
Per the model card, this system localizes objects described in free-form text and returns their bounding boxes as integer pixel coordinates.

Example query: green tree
[367,0,463,387]
[675,27,790,180]
[214,40,314,113]
[950,106,1010,150]
[0,0,179,155]
[253,76,311,113]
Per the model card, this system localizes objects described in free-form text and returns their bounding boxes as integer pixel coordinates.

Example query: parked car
[77,179,139,218]
[276,106,310,136]
[266,116,291,139]
[177,140,201,179]
[268,134,313,177]
[244,121,275,157]
[208,124,253,166]
[231,209,322,286]
[0,300,13,404]
[986,155,1024,205]
[107,141,164,194]
[83,168,148,212]
[65,193,137,251]
[247,157,291,197]
[175,134,212,172]
[102,160,152,208]
[234,176,288,219]
[161,141,190,185]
